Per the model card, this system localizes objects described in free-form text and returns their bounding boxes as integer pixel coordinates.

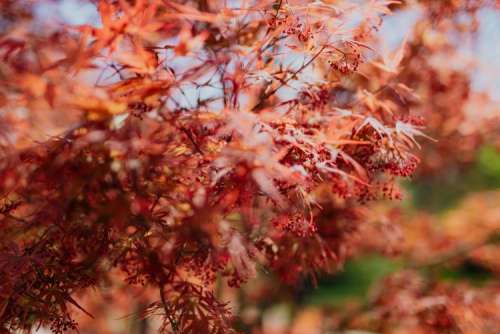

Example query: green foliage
[439,262,492,286]
[407,146,500,212]
[306,256,400,307]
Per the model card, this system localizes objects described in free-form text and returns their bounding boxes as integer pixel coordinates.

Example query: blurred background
[2,0,499,333]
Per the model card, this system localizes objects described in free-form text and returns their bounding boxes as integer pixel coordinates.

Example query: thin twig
[180,127,203,154]
[252,45,327,111]
[159,285,179,333]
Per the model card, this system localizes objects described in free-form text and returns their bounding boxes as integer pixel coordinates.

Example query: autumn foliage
[0,0,499,333]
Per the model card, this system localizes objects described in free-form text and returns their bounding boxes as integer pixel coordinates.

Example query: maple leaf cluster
[0,0,499,333]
